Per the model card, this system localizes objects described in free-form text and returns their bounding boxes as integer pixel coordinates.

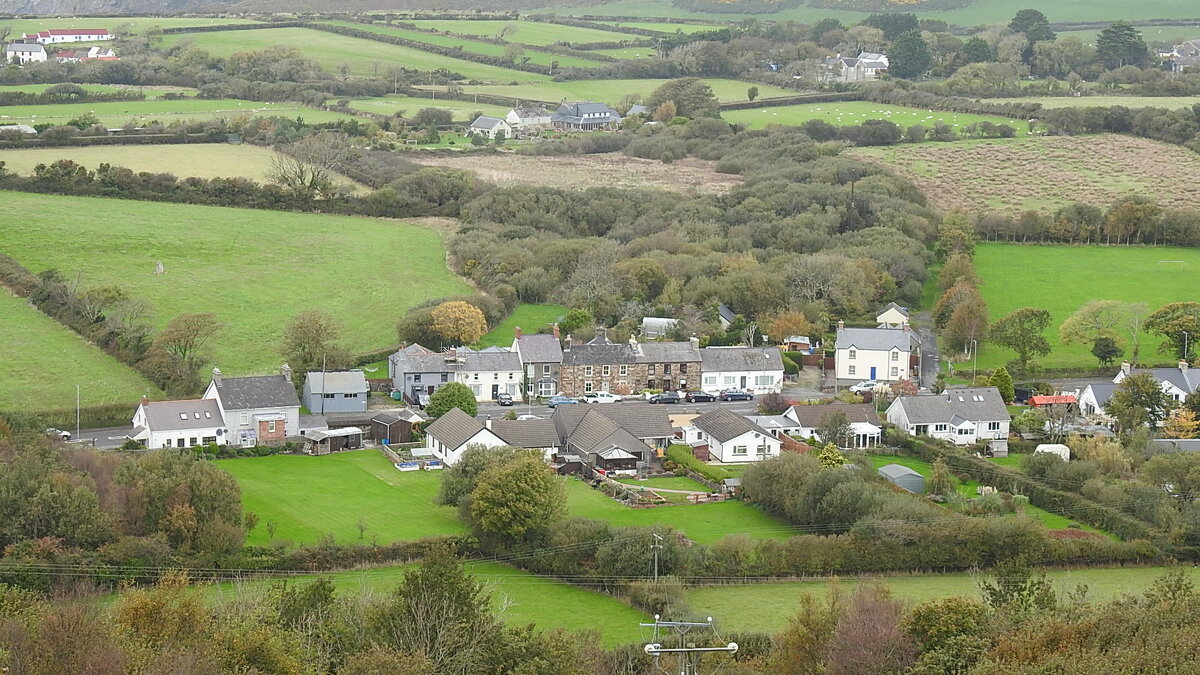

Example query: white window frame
[619,364,628,376]
[848,365,856,376]
[848,349,856,360]
[584,381,594,393]
[584,366,594,377]
[732,445,748,456]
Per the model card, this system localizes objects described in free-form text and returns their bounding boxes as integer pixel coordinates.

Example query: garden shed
[305,427,363,455]
[878,463,925,494]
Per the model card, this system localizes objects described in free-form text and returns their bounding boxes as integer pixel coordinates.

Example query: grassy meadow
[163,27,547,82]
[972,244,1200,371]
[723,101,1027,133]
[0,193,471,374]
[208,561,648,646]
[452,78,793,106]
[321,21,606,69]
[994,95,1200,109]
[593,20,719,34]
[0,290,158,414]
[477,303,568,348]
[0,144,359,187]
[405,19,634,46]
[0,98,353,127]
[686,566,1198,634]
[0,17,261,35]
[850,135,1200,214]
[346,94,511,121]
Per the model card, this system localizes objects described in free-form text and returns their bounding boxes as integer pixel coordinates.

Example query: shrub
[664,444,730,482]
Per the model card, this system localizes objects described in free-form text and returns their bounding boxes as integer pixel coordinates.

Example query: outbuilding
[877,463,925,494]
[1034,443,1071,462]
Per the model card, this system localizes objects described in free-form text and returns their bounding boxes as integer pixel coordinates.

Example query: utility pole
[75,384,80,440]
[971,339,978,381]
[320,353,327,416]
[640,615,738,675]
[651,532,663,583]
[1184,331,1190,361]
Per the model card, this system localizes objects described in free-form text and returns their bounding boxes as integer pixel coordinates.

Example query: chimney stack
[484,415,492,430]
[837,320,845,332]
[1181,360,1190,373]
[903,323,910,333]
[140,395,149,408]
[212,367,222,385]
[552,323,561,340]
[690,335,700,351]
[1121,361,1132,376]
[449,347,457,358]
[597,326,608,342]
[565,334,573,350]
[280,363,292,383]
[515,326,523,339]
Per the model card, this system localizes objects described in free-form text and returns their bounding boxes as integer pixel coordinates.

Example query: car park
[718,389,754,401]
[547,395,579,408]
[583,391,623,404]
[685,391,716,403]
[648,391,681,404]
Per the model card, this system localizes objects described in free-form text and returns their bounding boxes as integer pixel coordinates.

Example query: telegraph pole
[640,615,738,675]
[651,533,663,583]
[971,339,978,380]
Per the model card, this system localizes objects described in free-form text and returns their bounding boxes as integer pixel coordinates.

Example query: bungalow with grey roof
[784,403,881,449]
[127,396,224,450]
[886,386,1010,451]
[683,408,780,463]
[468,115,513,140]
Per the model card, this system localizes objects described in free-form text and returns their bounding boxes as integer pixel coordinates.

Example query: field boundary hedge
[0,132,229,149]
[720,91,862,111]
[377,20,623,63]
[160,21,304,35]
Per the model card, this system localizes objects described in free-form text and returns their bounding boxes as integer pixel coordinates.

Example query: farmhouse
[834,320,915,383]
[203,365,301,447]
[784,403,881,449]
[1164,39,1200,73]
[127,396,224,450]
[818,52,887,83]
[699,346,785,395]
[886,386,1010,450]
[422,407,509,465]
[468,115,513,140]
[6,43,47,64]
[512,327,564,398]
[302,370,369,414]
[504,105,551,132]
[1113,360,1200,403]
[551,101,622,131]
[54,46,117,62]
[878,463,924,494]
[23,29,113,44]
[684,408,780,463]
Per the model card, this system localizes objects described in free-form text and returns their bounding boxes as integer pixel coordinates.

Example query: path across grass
[0,193,470,374]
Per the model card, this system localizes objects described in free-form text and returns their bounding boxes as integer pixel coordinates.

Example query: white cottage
[128,397,225,450]
[684,408,780,463]
[784,403,882,449]
[886,386,1010,449]
[834,321,914,383]
[422,407,510,465]
[699,346,785,394]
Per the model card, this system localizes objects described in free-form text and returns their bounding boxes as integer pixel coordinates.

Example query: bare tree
[270,132,359,199]
[154,312,222,373]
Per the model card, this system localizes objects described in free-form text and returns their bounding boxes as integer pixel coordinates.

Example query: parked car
[583,391,623,404]
[497,393,514,406]
[45,428,71,440]
[547,395,579,408]
[685,391,716,403]
[848,380,879,393]
[649,391,681,404]
[718,389,754,401]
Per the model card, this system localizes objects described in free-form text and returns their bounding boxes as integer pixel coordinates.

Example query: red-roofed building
[1029,394,1077,408]
[23,28,112,45]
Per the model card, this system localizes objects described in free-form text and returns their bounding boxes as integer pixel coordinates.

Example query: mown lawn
[458,78,794,106]
[207,561,648,646]
[0,192,471,374]
[0,290,159,414]
[405,19,634,46]
[0,98,352,127]
[216,451,466,545]
[723,101,1027,134]
[162,27,547,82]
[322,21,606,69]
[973,244,1200,371]
[477,303,568,348]
[0,144,360,188]
[687,566,1199,634]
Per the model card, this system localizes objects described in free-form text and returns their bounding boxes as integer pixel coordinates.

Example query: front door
[491,384,499,400]
[739,376,747,389]
[870,366,877,380]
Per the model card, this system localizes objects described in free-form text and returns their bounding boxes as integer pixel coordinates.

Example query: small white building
[459,349,524,403]
[468,115,513,140]
[6,43,47,64]
[685,409,780,463]
[1034,443,1071,461]
[886,386,1010,449]
[834,321,914,383]
[641,317,679,339]
[1079,382,1117,417]
[24,29,113,44]
[422,407,511,465]
[128,397,225,450]
[504,105,551,132]
[699,346,785,394]
[876,302,910,329]
[784,403,882,449]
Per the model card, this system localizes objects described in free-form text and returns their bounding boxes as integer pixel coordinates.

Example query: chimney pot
[212,367,222,385]
[837,320,845,332]
[280,363,292,383]
[552,323,561,340]
[515,326,523,339]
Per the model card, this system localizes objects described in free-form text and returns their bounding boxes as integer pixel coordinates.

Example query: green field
[406,19,635,46]
[164,27,546,82]
[0,17,261,35]
[0,144,359,188]
[347,94,511,121]
[208,561,648,646]
[723,101,1026,134]
[454,78,794,106]
[0,98,353,128]
[995,95,1200,110]
[322,21,606,69]
[593,20,721,34]
[0,193,471,374]
[0,290,158,414]
[687,565,1199,634]
[0,83,196,98]
[586,46,659,59]
[477,303,568,348]
[973,244,1200,371]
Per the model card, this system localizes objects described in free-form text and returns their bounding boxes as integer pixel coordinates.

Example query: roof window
[179,413,188,420]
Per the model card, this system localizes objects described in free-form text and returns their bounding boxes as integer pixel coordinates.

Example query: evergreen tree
[989,366,1015,404]
[889,30,933,80]
[962,37,995,64]
[425,382,478,418]
[1096,21,1149,69]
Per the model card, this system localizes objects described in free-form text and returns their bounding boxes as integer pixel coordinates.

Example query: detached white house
[834,321,914,383]
[504,106,551,132]
[6,43,47,64]
[684,409,780,463]
[876,302,909,328]
[784,403,881,449]
[886,386,1010,450]
[699,347,785,394]
[468,115,513,140]
[1113,360,1200,403]
[128,397,225,450]
[422,407,510,465]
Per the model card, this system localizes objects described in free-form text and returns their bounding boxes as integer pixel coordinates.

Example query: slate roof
[214,374,300,410]
[787,403,880,427]
[470,115,506,130]
[701,347,784,372]
[638,340,701,363]
[625,104,650,116]
[562,336,639,366]
[1083,382,1117,408]
[510,105,549,119]
[551,403,673,442]
[514,333,563,364]
[424,407,486,449]
[6,43,45,53]
[1124,366,1200,394]
[300,414,328,430]
[834,327,912,352]
[393,346,461,374]
[1151,438,1200,453]
[551,101,621,126]
[717,302,736,323]
[878,463,921,480]
[463,348,522,372]
[492,418,560,449]
[692,408,770,443]
[892,387,1009,425]
[305,370,368,394]
[745,414,802,432]
[566,409,648,455]
[878,302,909,318]
[142,399,223,431]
